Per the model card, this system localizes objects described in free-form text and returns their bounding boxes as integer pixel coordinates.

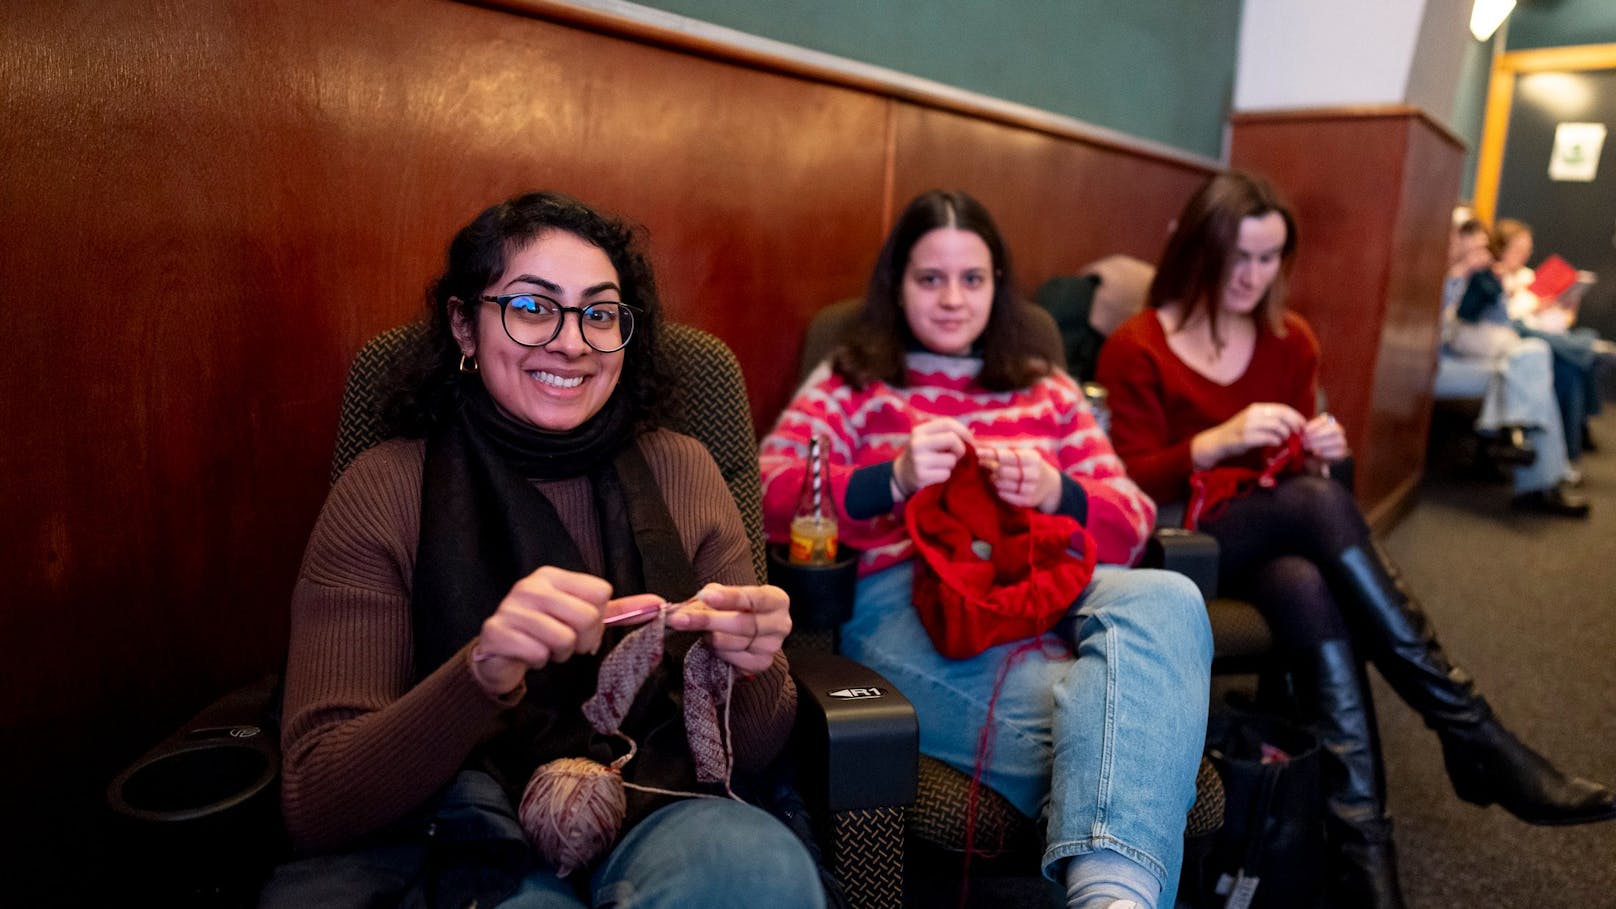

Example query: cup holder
[108,726,278,824]
[768,544,861,631]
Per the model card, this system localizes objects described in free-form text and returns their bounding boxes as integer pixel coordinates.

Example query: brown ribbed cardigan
[279,431,797,853]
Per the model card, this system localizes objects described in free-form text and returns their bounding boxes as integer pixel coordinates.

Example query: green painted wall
[634,0,1241,160]
[1507,0,1616,51]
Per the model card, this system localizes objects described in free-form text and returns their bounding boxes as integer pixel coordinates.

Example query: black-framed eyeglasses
[479,293,638,353]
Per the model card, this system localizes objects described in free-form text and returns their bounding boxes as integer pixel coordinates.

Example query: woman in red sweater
[1097,172,1616,909]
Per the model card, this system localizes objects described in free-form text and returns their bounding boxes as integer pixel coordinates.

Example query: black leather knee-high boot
[1292,639,1405,909]
[1335,544,1616,825]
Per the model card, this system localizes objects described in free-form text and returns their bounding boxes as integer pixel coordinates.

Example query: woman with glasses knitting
[760,188,1213,909]
[1095,171,1616,909]
[267,192,822,909]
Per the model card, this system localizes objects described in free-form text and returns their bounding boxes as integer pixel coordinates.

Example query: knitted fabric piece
[524,607,738,876]
[581,616,669,750]
[682,637,736,786]
[905,449,1096,659]
[1183,432,1307,530]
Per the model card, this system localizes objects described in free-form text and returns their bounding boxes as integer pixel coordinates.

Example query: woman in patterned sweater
[760,189,1212,909]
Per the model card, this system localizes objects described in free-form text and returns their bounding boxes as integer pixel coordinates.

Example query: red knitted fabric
[1183,432,1307,529]
[905,449,1097,660]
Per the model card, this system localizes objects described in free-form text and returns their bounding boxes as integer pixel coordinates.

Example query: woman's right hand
[892,417,976,498]
[1191,402,1306,468]
[468,566,662,698]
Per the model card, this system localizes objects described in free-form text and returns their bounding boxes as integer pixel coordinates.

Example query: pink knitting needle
[472,599,696,663]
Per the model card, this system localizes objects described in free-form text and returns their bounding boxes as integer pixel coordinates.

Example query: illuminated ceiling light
[1471,0,1516,41]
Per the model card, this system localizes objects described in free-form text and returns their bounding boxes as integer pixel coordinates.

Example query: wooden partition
[1231,106,1463,527]
[0,0,1215,886]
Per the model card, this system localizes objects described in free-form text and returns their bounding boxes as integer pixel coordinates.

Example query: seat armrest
[107,675,282,826]
[789,650,918,814]
[1143,528,1220,601]
[1332,456,1356,494]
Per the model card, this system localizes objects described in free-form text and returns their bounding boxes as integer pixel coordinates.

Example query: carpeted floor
[1371,405,1616,908]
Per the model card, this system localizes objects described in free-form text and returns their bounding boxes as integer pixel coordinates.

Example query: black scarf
[411,381,704,814]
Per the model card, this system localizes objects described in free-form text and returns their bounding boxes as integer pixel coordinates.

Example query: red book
[1529,254,1578,301]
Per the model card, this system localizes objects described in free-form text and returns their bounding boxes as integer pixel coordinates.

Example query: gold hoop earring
[458,354,478,374]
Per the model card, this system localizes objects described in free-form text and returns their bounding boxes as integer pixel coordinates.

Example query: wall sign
[1549,122,1606,182]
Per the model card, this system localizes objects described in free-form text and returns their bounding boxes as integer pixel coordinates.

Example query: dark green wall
[1507,0,1616,50]
[635,0,1241,159]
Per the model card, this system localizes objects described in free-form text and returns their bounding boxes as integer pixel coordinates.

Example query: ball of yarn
[519,756,626,877]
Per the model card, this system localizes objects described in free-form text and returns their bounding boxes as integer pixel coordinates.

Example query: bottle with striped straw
[789,434,839,565]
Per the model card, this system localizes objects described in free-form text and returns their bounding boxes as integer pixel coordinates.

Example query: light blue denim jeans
[842,562,1212,898]
[499,798,826,908]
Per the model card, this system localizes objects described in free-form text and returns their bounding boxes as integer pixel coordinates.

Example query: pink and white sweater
[759,352,1157,573]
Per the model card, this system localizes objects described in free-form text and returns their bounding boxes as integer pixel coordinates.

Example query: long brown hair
[834,189,1050,391]
[1148,171,1297,348]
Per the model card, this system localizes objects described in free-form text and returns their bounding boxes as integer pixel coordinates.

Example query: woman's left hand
[1303,413,1350,462]
[668,582,791,673]
[977,445,1063,513]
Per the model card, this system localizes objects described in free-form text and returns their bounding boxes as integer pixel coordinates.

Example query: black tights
[1198,475,1371,653]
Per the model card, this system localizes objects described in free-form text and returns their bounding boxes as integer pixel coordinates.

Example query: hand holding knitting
[668,582,791,674]
[1302,412,1349,461]
[470,566,663,697]
[893,417,976,497]
[978,445,1063,513]
[1192,401,1306,468]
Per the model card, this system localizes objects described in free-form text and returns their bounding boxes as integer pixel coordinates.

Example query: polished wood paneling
[1,2,1214,889]
[1231,108,1463,525]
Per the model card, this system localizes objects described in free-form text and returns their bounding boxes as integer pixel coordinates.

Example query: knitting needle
[602,597,698,627]
[472,599,697,663]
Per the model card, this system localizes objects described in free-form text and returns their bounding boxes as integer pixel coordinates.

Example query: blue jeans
[1518,323,1605,460]
[841,563,1212,897]
[498,798,825,908]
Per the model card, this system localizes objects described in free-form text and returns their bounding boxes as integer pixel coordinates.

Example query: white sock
[1063,848,1160,909]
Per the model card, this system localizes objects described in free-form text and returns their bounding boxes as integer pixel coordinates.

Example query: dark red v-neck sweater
[1096,309,1319,505]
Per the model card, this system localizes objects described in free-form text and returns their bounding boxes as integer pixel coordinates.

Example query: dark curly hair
[379,191,677,437]
[834,189,1050,391]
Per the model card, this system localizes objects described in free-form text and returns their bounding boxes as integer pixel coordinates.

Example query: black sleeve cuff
[846,462,898,519]
[1055,475,1089,525]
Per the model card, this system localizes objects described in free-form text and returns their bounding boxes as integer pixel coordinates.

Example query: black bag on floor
[1191,708,1326,909]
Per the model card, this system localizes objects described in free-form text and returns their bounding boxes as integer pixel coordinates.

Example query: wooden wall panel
[1231,108,1462,525]
[890,104,1213,293]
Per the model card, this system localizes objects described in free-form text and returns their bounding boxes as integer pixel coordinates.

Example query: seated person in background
[1496,217,1591,334]
[1097,171,1616,909]
[1442,217,1585,510]
[1036,253,1157,381]
[1489,218,1612,460]
[761,189,1212,909]
[270,191,822,909]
